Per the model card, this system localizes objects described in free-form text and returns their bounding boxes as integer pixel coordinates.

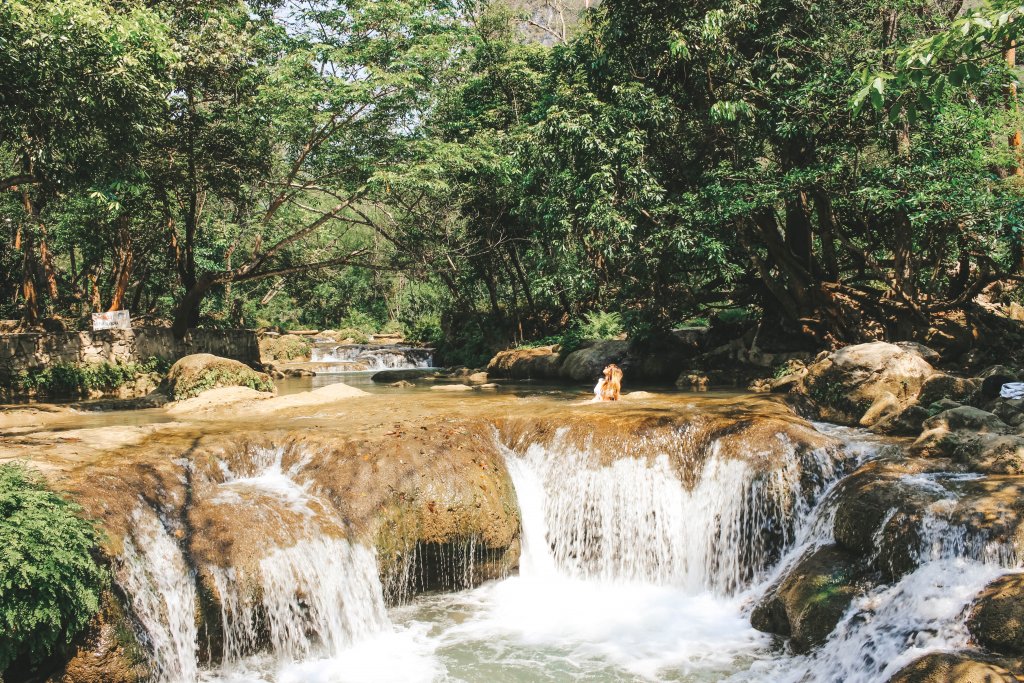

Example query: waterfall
[500,427,848,593]
[309,343,433,370]
[258,538,390,659]
[737,471,1022,683]
[116,507,199,683]
[115,446,396,682]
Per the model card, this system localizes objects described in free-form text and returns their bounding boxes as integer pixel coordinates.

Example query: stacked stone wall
[0,328,260,394]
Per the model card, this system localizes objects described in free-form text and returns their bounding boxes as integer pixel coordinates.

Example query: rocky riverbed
[3,343,1024,682]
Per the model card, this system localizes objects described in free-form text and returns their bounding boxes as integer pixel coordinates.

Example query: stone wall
[0,328,260,387]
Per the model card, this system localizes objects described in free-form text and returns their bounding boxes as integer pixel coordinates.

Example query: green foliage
[11,358,166,396]
[330,328,372,345]
[0,464,105,672]
[260,335,312,362]
[339,311,380,336]
[406,314,442,346]
[578,311,624,341]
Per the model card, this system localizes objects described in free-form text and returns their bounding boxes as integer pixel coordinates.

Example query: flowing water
[309,342,433,371]
[110,402,1021,683]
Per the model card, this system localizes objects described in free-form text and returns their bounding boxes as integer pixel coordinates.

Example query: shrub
[406,314,442,346]
[579,311,624,340]
[329,327,372,344]
[170,366,274,401]
[380,319,405,336]
[260,335,312,362]
[339,310,379,335]
[0,464,106,672]
[11,358,167,396]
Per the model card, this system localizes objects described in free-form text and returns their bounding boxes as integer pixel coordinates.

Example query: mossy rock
[166,354,274,401]
[751,544,866,652]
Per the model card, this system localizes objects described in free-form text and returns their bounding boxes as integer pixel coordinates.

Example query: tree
[165,0,466,338]
[0,0,173,321]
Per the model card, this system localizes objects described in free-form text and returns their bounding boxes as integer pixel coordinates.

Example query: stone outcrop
[796,342,938,429]
[751,545,865,652]
[887,651,1022,683]
[560,340,629,381]
[968,573,1024,658]
[165,353,274,401]
[486,345,563,380]
[371,369,432,382]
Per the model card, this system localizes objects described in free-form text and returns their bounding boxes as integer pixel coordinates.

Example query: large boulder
[913,409,1024,474]
[887,651,1022,683]
[830,459,950,581]
[561,340,630,382]
[798,342,938,429]
[917,374,981,408]
[922,407,1009,435]
[486,345,563,380]
[751,545,865,652]
[165,354,274,401]
[968,573,1024,657]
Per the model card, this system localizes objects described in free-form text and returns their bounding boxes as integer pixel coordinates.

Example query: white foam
[116,507,198,683]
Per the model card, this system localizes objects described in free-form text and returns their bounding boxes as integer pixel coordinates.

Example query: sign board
[92,310,131,331]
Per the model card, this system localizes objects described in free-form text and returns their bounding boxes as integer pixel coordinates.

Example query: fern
[0,464,106,672]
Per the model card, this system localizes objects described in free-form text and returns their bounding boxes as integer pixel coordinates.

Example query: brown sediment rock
[886,651,1022,683]
[486,345,563,380]
[969,573,1024,657]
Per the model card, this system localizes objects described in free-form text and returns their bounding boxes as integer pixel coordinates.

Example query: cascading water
[109,413,1023,683]
[737,474,1021,683]
[309,343,433,370]
[500,426,847,592]
[116,506,199,683]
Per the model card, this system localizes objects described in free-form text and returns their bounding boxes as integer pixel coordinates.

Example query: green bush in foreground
[0,464,105,672]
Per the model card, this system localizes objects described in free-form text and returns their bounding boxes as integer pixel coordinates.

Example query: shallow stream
[12,386,1018,682]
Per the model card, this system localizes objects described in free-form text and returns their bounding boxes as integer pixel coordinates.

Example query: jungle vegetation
[3,0,1024,363]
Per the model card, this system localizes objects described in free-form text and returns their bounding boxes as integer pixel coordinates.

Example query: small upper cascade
[309,342,433,370]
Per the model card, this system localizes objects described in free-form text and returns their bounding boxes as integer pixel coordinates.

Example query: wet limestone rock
[372,369,431,382]
[46,596,149,683]
[486,345,563,380]
[751,544,865,652]
[886,651,1022,683]
[798,342,938,429]
[831,460,949,581]
[968,573,1024,657]
[560,340,630,382]
[166,354,274,401]
[913,409,1024,474]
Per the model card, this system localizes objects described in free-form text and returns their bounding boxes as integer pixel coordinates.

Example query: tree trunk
[1008,40,1024,176]
[172,273,217,339]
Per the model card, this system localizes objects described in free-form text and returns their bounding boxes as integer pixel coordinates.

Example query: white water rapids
[114,424,1021,682]
[309,343,433,371]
